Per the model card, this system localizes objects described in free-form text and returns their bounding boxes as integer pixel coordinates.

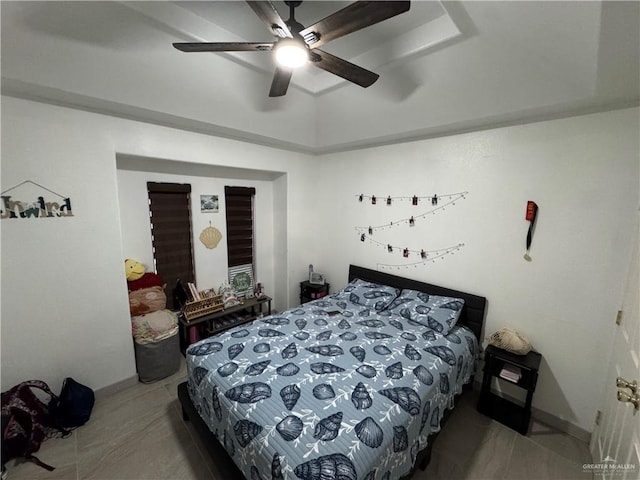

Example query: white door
[590,213,639,480]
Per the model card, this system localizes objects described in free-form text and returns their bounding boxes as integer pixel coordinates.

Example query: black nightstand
[477,344,542,435]
[299,281,330,304]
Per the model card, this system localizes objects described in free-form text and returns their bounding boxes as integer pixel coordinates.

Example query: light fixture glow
[274,38,308,68]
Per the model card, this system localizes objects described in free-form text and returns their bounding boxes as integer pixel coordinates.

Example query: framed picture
[229,264,254,297]
[309,272,325,285]
[200,195,219,213]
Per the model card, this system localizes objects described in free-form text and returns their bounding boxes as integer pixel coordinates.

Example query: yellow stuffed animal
[124,259,166,316]
[125,258,145,281]
[124,259,164,292]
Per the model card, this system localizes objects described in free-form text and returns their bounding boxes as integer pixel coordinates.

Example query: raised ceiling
[2,1,639,154]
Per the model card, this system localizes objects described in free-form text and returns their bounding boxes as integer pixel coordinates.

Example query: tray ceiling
[1,1,638,153]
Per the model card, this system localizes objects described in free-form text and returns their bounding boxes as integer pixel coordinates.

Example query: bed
[177,264,487,479]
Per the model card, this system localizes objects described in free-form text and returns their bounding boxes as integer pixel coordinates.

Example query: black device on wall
[524,201,538,261]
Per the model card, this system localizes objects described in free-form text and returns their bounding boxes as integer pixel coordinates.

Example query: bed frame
[178,264,487,479]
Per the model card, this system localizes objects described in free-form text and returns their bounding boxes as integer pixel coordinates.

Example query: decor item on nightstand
[487,328,532,355]
[309,271,325,284]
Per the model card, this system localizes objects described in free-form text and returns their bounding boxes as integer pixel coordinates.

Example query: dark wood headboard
[348,265,487,343]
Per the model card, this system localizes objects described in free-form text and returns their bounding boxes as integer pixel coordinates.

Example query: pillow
[131,309,178,344]
[386,289,464,335]
[129,286,167,317]
[338,278,400,311]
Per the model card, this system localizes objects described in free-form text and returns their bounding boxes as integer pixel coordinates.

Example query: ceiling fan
[173,1,411,97]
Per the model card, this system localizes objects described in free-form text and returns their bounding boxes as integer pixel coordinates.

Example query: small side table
[300,281,330,304]
[477,344,542,434]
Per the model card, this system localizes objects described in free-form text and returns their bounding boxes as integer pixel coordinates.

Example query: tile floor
[5,360,593,480]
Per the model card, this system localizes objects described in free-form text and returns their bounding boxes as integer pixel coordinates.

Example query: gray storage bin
[133,332,180,383]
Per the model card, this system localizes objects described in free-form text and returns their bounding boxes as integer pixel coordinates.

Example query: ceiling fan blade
[300,1,410,48]
[246,1,292,38]
[310,50,379,88]
[173,42,273,52]
[269,66,293,97]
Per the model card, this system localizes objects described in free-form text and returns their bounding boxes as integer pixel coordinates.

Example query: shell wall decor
[199,223,222,249]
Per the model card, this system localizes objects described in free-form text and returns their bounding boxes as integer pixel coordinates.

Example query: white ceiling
[2,1,639,154]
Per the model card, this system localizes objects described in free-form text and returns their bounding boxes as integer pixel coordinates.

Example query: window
[147,182,195,309]
[225,186,256,296]
[225,185,256,271]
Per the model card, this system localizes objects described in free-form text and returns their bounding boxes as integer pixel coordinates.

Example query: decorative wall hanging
[523,201,538,262]
[355,190,468,270]
[1,180,73,219]
[355,191,467,232]
[200,194,219,213]
[357,191,466,205]
[375,244,465,270]
[199,222,223,249]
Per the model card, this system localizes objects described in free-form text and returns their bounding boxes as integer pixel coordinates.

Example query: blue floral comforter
[186,294,478,480]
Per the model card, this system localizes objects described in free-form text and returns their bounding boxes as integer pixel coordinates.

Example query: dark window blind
[224,186,255,268]
[147,182,195,309]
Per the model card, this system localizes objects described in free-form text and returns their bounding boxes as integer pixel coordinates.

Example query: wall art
[199,222,223,249]
[355,190,468,270]
[1,180,73,219]
[200,194,219,213]
[229,264,254,297]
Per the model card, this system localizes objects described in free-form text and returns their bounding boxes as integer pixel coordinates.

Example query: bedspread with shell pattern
[186,295,478,480]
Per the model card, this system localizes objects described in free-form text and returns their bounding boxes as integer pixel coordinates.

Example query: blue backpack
[48,377,95,430]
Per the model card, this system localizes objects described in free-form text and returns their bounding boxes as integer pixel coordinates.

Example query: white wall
[312,107,639,433]
[1,96,316,392]
[2,94,637,436]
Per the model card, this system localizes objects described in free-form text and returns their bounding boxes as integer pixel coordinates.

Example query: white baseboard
[472,379,591,443]
[530,405,591,443]
[94,374,139,400]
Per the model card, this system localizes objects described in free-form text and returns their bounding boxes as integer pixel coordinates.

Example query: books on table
[499,364,522,382]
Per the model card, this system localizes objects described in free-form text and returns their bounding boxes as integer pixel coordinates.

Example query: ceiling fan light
[274,39,308,68]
